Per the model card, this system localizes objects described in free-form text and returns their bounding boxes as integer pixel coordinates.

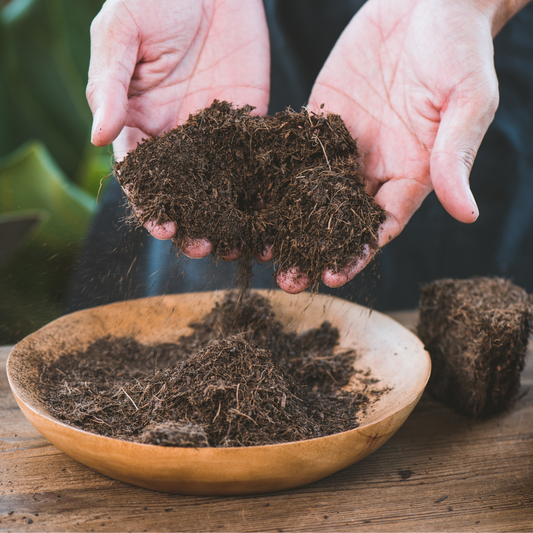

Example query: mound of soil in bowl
[418,277,532,418]
[115,100,386,287]
[39,292,384,447]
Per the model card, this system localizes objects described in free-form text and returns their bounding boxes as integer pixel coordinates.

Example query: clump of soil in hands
[417,277,532,418]
[39,292,380,447]
[114,100,386,287]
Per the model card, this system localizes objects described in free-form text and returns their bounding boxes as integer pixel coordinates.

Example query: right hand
[87,0,270,258]
[277,0,498,293]
[276,0,531,293]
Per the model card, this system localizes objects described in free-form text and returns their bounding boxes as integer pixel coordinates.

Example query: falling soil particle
[114,100,386,288]
[418,277,532,418]
[39,292,385,447]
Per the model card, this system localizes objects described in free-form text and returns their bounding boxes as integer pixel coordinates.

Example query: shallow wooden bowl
[7,290,430,496]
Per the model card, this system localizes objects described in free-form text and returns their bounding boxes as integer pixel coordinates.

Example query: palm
[88,0,270,157]
[310,0,498,247]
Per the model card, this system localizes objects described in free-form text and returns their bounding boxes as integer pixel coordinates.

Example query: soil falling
[114,100,386,288]
[40,102,389,446]
[39,292,384,447]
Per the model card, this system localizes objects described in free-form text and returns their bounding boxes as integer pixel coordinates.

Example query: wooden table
[1,311,532,532]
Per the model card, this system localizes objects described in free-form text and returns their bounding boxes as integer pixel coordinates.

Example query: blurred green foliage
[0,142,96,341]
[0,0,109,343]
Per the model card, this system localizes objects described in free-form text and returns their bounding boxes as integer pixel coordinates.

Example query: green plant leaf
[0,0,106,183]
[0,209,47,265]
[0,141,97,344]
[0,0,115,343]
[0,141,96,244]
[75,141,113,198]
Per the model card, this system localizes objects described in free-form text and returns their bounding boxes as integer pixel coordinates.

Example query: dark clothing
[66,0,533,313]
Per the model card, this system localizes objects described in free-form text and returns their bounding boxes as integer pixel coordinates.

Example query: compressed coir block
[418,277,532,418]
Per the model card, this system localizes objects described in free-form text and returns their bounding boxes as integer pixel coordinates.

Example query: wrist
[474,0,531,35]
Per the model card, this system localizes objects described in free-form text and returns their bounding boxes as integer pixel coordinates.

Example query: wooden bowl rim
[7,290,431,454]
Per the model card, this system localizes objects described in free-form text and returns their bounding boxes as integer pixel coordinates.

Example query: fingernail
[91,108,102,143]
[468,187,479,220]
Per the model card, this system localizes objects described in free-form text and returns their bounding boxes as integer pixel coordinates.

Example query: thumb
[86,4,140,147]
[430,83,499,223]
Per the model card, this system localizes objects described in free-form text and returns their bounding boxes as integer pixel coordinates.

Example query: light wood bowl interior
[7,290,430,495]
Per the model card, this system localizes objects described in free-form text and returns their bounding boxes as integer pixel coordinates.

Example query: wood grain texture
[1,311,532,532]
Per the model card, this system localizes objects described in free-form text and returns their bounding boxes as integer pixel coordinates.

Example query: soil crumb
[418,277,532,418]
[114,100,386,288]
[39,292,384,447]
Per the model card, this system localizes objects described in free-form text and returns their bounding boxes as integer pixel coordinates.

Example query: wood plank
[1,312,532,532]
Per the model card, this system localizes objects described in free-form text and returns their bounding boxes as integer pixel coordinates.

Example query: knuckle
[484,82,500,118]
[458,145,478,172]
[85,80,96,102]
[484,73,500,116]
[89,10,105,36]
[488,90,500,117]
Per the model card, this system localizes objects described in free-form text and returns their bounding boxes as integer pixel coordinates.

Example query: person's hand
[87,0,269,258]
[277,0,511,293]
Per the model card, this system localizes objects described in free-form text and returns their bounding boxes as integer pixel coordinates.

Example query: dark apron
[66,0,533,312]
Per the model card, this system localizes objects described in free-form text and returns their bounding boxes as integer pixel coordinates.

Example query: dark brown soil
[114,101,386,287]
[39,292,383,447]
[417,277,532,418]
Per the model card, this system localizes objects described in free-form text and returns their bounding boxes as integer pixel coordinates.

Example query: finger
[374,176,433,247]
[276,268,312,294]
[182,238,213,259]
[113,126,148,162]
[123,183,175,241]
[322,245,375,287]
[257,245,274,263]
[430,81,499,223]
[144,220,177,240]
[122,147,178,244]
[87,4,140,147]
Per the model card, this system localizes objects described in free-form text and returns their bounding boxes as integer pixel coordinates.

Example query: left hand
[87,0,270,258]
